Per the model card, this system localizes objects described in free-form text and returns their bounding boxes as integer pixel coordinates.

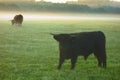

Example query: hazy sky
[36,0,77,3]
[35,0,120,3]
[113,0,120,1]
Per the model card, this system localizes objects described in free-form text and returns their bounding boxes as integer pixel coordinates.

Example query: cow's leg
[103,61,106,68]
[94,52,102,67]
[97,50,107,68]
[57,57,64,70]
[19,23,22,26]
[102,52,107,68]
[18,24,21,26]
[98,58,102,67]
[94,52,107,68]
[71,56,77,70]
[98,56,106,68]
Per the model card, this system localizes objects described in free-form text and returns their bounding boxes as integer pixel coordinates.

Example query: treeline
[0,2,120,14]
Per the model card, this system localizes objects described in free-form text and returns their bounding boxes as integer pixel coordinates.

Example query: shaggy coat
[11,14,23,26]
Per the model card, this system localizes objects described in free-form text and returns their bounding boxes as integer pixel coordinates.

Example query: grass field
[0,20,120,80]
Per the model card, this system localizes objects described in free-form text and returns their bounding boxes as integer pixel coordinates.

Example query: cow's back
[68,31,105,55]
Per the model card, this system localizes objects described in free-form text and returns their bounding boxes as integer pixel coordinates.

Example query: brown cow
[11,14,23,26]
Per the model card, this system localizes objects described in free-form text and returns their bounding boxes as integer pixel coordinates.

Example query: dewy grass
[0,20,120,80]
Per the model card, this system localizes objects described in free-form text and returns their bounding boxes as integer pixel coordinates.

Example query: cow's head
[11,20,15,25]
[51,33,73,43]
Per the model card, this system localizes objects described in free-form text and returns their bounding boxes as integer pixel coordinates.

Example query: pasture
[0,20,120,80]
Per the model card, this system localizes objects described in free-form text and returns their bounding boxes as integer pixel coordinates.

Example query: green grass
[0,20,120,80]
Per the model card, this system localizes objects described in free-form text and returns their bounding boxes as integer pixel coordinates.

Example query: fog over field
[0,12,120,21]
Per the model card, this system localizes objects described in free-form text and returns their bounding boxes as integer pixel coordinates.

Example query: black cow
[51,31,106,69]
[11,14,23,26]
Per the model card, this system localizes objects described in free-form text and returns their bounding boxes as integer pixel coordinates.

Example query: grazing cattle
[51,31,106,69]
[11,14,23,26]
